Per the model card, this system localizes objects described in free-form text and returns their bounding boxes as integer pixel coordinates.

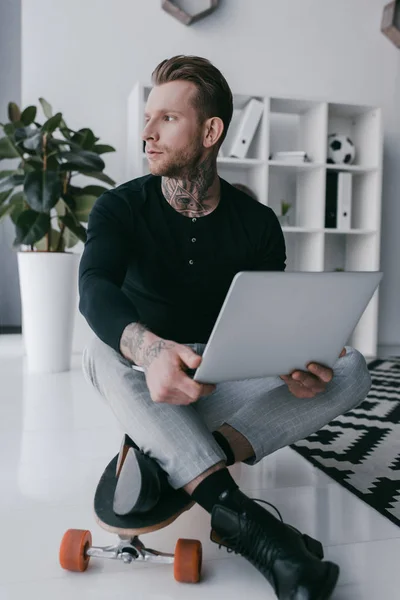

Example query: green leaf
[24,170,62,213]
[71,128,97,150]
[0,189,13,206]
[59,123,70,139]
[67,184,108,198]
[0,137,20,159]
[22,162,36,174]
[42,112,63,134]
[80,185,108,197]
[14,126,42,152]
[59,150,105,171]
[0,203,14,222]
[62,226,79,249]
[14,210,50,246]
[23,157,44,171]
[78,170,115,186]
[3,123,16,136]
[14,126,31,142]
[55,199,66,217]
[9,191,27,224]
[39,98,53,119]
[92,144,116,154]
[21,106,37,126]
[48,138,81,152]
[0,169,21,179]
[47,155,60,171]
[59,213,87,243]
[24,131,42,151]
[8,102,21,123]
[71,194,97,222]
[0,173,24,193]
[59,122,71,140]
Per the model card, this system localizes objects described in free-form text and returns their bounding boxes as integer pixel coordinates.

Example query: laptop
[193,271,383,384]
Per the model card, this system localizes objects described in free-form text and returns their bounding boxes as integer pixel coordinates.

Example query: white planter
[17,251,80,373]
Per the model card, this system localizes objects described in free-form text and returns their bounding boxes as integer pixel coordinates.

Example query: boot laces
[217,497,286,578]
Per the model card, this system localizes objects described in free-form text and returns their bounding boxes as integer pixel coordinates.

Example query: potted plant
[278,200,292,227]
[0,98,116,373]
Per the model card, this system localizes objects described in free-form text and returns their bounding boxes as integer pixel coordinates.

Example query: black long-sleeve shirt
[79,174,286,353]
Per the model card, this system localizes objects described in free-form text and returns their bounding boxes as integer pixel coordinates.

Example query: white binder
[228,98,264,159]
[337,172,352,230]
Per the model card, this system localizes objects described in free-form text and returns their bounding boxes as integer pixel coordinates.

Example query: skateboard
[59,454,202,583]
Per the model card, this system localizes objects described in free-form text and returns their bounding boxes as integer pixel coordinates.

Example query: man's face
[142,80,206,178]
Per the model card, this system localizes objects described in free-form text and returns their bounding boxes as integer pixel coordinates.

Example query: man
[80,55,371,599]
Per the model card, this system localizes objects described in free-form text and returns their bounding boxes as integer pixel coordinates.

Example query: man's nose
[142,121,159,141]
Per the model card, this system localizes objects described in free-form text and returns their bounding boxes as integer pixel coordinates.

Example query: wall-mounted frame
[161,0,219,26]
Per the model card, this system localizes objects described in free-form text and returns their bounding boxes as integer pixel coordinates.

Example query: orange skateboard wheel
[173,538,202,583]
[59,529,92,572]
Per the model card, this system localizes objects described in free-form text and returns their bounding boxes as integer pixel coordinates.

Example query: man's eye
[164,115,175,121]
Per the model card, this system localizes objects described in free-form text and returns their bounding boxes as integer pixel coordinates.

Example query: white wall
[19,0,400,353]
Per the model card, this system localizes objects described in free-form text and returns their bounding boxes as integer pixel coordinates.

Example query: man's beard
[149,142,204,179]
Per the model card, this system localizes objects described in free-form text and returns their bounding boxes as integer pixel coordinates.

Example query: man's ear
[203,117,224,149]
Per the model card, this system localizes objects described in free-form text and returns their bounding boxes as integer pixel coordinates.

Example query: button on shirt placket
[188,218,197,266]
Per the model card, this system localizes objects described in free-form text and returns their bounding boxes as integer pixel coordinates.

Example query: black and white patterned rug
[290,357,400,528]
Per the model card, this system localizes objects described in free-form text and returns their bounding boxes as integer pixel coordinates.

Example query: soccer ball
[327,134,355,164]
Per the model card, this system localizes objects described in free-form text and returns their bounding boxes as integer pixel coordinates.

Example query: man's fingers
[176,372,215,403]
[291,370,325,392]
[306,363,333,383]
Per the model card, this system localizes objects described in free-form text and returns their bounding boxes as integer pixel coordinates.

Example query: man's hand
[144,340,216,405]
[120,322,215,405]
[279,348,346,399]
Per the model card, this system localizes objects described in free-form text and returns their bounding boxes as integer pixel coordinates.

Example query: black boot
[211,488,339,600]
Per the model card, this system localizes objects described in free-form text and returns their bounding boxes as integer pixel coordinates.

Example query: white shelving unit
[126,83,383,358]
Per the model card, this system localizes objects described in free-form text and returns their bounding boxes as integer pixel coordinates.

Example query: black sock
[212,431,235,466]
[191,468,238,513]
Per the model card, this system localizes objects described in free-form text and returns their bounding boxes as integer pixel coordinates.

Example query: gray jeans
[82,336,371,489]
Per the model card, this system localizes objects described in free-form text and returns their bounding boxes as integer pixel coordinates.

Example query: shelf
[129,83,382,358]
[281,227,323,233]
[268,160,324,171]
[268,161,377,173]
[217,157,265,167]
[270,97,323,115]
[324,228,376,235]
[142,154,265,168]
[326,164,378,174]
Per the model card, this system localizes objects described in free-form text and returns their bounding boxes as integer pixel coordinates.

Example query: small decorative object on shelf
[278,201,292,226]
[327,133,355,165]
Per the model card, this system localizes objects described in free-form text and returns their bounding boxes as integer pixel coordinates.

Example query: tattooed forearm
[142,339,173,369]
[120,322,173,369]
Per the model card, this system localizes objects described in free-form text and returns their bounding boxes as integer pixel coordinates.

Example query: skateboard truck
[59,529,202,583]
[86,535,175,565]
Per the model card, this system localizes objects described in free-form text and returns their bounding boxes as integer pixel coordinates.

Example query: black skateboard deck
[94,454,194,536]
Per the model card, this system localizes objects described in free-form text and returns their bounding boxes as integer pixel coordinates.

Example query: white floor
[1,335,399,600]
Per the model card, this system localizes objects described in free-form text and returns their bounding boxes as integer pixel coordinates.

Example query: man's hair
[151,55,233,147]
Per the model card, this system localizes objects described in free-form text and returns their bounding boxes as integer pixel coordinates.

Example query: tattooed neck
[161,156,220,218]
